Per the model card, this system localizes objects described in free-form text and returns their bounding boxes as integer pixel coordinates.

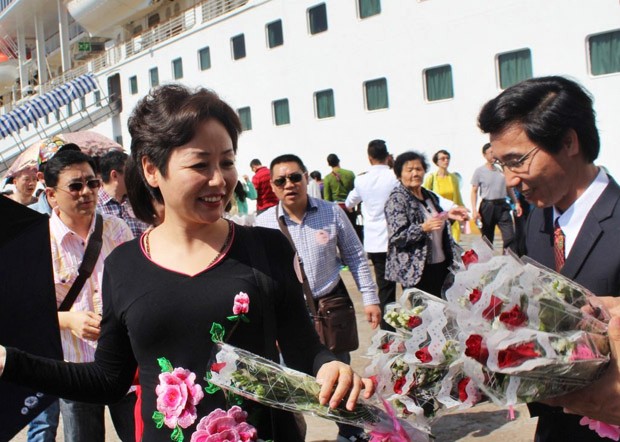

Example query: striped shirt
[256,197,379,306]
[50,210,133,363]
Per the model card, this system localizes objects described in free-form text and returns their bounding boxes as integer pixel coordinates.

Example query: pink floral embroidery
[190,406,258,442]
[580,417,620,441]
[155,367,204,429]
[232,292,250,315]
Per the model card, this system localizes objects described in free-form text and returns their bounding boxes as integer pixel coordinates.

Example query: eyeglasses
[57,179,102,194]
[272,172,304,188]
[494,146,539,172]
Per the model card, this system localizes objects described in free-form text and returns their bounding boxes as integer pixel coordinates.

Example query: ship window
[150,67,159,87]
[148,13,160,29]
[315,89,335,119]
[238,107,252,131]
[308,3,328,35]
[273,99,290,125]
[231,34,246,60]
[94,91,101,107]
[129,76,138,95]
[199,47,211,70]
[588,30,620,76]
[80,96,86,110]
[67,102,73,117]
[497,48,532,89]
[266,20,283,48]
[364,78,389,110]
[424,65,454,101]
[358,0,381,19]
[172,58,184,79]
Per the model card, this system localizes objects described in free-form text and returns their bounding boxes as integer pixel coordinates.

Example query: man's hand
[316,361,374,411]
[448,206,470,222]
[364,304,381,330]
[59,311,101,341]
[544,315,620,424]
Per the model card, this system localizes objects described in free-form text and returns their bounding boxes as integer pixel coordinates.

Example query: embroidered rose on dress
[155,367,204,429]
[190,406,258,442]
[232,292,250,315]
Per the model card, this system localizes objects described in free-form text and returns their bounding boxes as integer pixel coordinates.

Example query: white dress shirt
[345,165,398,253]
[554,167,609,257]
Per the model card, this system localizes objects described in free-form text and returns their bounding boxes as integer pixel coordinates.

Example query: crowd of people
[1,75,620,442]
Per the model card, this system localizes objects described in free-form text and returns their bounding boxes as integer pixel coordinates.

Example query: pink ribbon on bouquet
[369,398,412,442]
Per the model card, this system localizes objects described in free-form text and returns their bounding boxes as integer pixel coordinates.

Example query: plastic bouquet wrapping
[367,238,612,438]
[208,342,431,442]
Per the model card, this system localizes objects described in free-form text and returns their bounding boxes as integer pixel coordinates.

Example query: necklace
[143,220,233,269]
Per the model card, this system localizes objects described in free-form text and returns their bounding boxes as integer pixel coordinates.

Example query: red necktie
[554,219,565,272]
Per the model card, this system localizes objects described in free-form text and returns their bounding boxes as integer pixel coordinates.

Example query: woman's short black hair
[126,84,241,222]
[393,151,428,178]
[478,76,599,163]
[432,149,450,165]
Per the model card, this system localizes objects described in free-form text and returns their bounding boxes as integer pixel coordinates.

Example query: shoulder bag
[58,214,104,312]
[276,207,359,353]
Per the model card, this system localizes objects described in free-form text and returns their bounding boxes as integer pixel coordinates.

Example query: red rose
[407,315,423,329]
[381,343,391,353]
[462,250,479,266]
[369,375,378,387]
[465,334,489,365]
[497,342,541,369]
[482,295,504,320]
[393,377,406,394]
[415,347,432,363]
[469,288,482,304]
[210,362,227,373]
[457,377,471,402]
[499,305,528,328]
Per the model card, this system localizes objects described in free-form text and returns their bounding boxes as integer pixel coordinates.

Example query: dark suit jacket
[525,176,620,442]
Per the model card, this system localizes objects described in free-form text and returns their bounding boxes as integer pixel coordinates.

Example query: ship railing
[201,0,249,22]
[125,9,197,58]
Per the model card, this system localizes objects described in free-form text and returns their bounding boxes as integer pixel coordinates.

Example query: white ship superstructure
[0,0,619,191]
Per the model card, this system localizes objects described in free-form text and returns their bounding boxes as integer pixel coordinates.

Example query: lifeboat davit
[66,0,160,38]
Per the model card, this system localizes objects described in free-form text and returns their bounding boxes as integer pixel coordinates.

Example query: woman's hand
[422,218,444,233]
[316,361,375,411]
[448,206,470,222]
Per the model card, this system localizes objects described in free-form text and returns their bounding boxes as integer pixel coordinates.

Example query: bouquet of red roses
[366,238,611,437]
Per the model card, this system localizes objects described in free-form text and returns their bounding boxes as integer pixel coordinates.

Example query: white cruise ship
[0,0,619,190]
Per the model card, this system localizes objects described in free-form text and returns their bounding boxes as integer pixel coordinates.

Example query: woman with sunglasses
[0,85,373,441]
[423,149,465,242]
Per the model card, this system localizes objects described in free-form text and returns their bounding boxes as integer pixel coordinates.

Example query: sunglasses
[272,172,304,188]
[58,179,102,193]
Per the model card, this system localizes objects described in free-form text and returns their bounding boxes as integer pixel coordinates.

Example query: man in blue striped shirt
[256,153,380,442]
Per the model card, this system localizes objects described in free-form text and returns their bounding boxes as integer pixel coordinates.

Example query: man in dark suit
[478,75,620,442]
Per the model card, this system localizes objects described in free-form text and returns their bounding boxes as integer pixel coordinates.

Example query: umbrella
[0,197,63,440]
[4,131,123,179]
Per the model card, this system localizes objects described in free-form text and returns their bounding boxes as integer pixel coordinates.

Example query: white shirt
[554,168,609,257]
[345,165,398,253]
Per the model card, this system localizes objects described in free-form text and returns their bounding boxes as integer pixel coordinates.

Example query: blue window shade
[315,89,335,118]
[365,78,388,110]
[267,20,283,48]
[498,49,532,89]
[199,46,211,70]
[129,76,138,95]
[150,67,159,87]
[308,4,328,35]
[232,34,246,60]
[425,65,454,101]
[238,107,252,131]
[589,30,620,76]
[172,58,183,79]
[359,0,380,19]
[273,99,290,125]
